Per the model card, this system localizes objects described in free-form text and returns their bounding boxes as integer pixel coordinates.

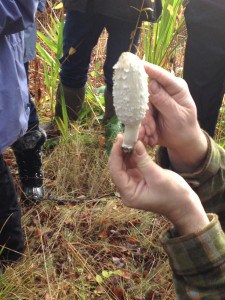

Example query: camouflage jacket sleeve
[160,214,225,299]
[157,132,225,226]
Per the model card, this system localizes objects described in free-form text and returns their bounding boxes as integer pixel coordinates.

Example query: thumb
[133,141,157,181]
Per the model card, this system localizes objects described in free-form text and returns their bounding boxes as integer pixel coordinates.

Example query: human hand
[139,63,208,173]
[109,134,209,235]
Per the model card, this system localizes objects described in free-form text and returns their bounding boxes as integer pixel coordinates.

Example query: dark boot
[12,128,46,203]
[55,85,86,121]
[103,88,117,123]
[103,88,122,156]
[0,155,24,264]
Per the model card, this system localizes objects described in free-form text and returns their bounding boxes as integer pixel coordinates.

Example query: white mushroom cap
[113,52,149,152]
[113,52,149,126]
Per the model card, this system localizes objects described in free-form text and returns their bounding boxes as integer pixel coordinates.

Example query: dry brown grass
[2,126,174,300]
[44,128,113,200]
[18,199,172,299]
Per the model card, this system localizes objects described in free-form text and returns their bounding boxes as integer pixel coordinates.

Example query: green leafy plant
[36,11,64,121]
[78,82,105,125]
[143,0,185,67]
[55,84,70,141]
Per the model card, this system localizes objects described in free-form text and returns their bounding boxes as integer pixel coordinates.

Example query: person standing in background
[0,0,37,264]
[54,0,162,154]
[12,0,47,203]
[183,0,225,137]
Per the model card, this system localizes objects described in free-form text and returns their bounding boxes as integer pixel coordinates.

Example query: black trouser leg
[0,155,24,262]
[184,35,225,137]
[183,0,225,137]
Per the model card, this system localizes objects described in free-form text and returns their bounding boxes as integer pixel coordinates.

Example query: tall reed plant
[36,9,64,121]
[143,0,185,68]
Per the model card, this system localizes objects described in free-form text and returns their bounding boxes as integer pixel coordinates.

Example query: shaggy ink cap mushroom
[113,52,149,153]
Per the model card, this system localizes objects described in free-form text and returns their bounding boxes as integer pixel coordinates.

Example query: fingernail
[150,80,160,94]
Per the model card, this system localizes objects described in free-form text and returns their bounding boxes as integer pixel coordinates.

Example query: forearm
[166,189,209,236]
[167,128,208,174]
[157,132,225,215]
[161,214,225,299]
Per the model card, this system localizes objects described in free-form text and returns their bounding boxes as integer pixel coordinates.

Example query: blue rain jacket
[0,0,38,153]
[24,0,46,63]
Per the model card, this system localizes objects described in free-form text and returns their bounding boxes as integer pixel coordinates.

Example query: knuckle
[177,77,188,89]
[137,155,151,169]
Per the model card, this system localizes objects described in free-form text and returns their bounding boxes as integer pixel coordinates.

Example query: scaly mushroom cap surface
[113,52,149,125]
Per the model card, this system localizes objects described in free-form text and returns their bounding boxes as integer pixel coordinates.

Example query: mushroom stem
[122,123,141,153]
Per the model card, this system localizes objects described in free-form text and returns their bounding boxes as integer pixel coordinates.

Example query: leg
[103,17,141,120]
[57,10,104,121]
[24,61,39,130]
[11,128,46,203]
[12,63,46,203]
[183,1,225,137]
[0,155,24,263]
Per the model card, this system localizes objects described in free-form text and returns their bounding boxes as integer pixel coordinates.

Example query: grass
[4,124,174,299]
[4,136,174,299]
[44,128,113,199]
[16,200,171,300]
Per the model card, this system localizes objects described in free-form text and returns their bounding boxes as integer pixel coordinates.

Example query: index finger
[144,62,185,95]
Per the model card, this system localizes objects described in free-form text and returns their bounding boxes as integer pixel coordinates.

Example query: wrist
[169,191,209,236]
[168,128,208,173]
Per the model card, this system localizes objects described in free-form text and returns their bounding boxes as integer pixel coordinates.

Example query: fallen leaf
[118,269,132,280]
[69,47,76,56]
[54,2,63,9]
[99,137,105,148]
[96,274,103,284]
[44,293,51,300]
[109,286,125,300]
[98,231,108,239]
[127,236,139,244]
[102,270,111,278]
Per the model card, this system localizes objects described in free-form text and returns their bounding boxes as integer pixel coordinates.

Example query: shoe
[41,85,86,139]
[55,85,86,121]
[40,121,60,140]
[104,116,122,156]
[12,128,46,203]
